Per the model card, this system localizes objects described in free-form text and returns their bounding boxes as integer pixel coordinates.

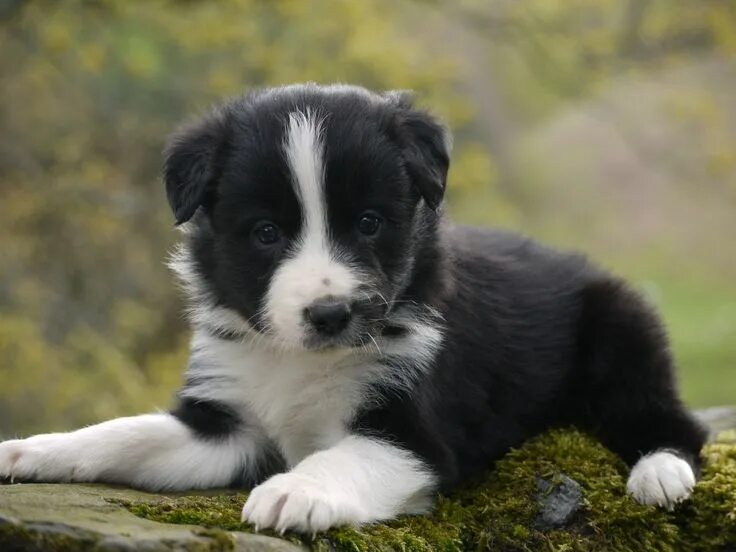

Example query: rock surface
[695,406,736,438]
[0,484,301,551]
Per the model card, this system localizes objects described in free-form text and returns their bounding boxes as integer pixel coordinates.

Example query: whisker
[367,333,383,356]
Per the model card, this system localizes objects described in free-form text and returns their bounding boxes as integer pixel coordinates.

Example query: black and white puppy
[0,84,707,534]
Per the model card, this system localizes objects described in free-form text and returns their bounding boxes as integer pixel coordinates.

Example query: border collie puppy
[0,84,707,534]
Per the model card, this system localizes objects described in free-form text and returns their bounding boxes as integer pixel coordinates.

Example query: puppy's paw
[0,439,24,482]
[0,434,80,483]
[626,450,695,510]
[241,472,363,535]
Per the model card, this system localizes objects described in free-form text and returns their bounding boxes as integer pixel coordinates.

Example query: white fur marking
[183,330,355,465]
[264,110,360,347]
[0,414,260,491]
[626,450,695,509]
[284,110,326,247]
[241,435,436,533]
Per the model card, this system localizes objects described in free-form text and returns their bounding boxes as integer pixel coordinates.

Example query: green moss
[118,495,305,548]
[191,528,236,551]
[676,438,736,551]
[120,429,736,551]
[122,494,245,532]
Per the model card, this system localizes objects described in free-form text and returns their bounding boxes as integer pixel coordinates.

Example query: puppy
[0,84,707,534]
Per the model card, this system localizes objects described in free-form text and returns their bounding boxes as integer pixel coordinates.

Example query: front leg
[241,435,437,534]
[0,402,264,491]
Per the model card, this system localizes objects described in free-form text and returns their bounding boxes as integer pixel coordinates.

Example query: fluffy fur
[0,83,707,533]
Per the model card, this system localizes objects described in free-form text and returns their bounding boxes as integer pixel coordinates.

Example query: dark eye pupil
[358,214,381,236]
[255,223,280,245]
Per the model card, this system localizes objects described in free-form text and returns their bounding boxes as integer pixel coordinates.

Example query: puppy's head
[165,84,450,351]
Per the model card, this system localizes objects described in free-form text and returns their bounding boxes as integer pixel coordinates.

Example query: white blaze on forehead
[283,110,327,248]
[265,109,359,347]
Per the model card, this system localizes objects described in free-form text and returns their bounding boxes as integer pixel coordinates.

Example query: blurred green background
[0,0,734,436]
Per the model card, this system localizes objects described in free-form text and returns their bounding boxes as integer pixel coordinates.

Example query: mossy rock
[0,484,301,551]
[2,414,735,551]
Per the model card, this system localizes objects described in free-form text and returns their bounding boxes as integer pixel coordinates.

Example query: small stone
[534,474,584,530]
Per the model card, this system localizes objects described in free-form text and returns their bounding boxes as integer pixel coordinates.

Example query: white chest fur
[182,331,384,466]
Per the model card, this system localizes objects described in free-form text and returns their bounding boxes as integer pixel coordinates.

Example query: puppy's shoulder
[445,224,595,280]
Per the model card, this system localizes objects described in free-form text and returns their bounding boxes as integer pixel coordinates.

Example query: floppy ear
[163,109,230,225]
[385,91,452,211]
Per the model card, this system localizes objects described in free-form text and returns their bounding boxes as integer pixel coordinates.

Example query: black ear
[385,91,452,211]
[163,108,230,225]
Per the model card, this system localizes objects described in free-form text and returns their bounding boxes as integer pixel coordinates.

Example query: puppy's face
[165,85,449,351]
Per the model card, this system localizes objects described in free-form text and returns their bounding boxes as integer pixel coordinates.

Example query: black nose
[305,300,351,336]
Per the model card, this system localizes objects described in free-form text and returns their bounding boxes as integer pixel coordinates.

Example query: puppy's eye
[357,212,382,236]
[253,221,281,245]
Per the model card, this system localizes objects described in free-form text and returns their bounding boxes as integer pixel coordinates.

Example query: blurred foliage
[445,0,736,118]
[0,0,734,434]
[0,0,484,434]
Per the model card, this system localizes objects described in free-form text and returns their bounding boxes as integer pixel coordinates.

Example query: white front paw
[241,472,363,534]
[627,451,695,510]
[0,434,79,483]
